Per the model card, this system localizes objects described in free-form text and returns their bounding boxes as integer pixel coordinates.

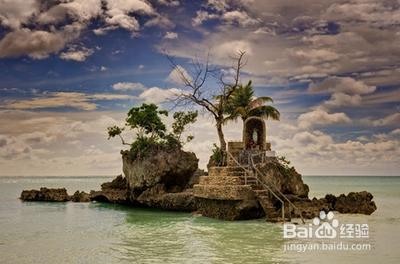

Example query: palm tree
[224,80,280,125]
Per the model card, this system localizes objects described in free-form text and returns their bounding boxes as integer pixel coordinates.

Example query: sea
[0,176,399,264]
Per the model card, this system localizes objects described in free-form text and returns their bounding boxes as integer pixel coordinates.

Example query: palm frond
[248,105,280,120]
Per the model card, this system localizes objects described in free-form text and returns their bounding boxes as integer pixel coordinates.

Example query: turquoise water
[0,176,399,264]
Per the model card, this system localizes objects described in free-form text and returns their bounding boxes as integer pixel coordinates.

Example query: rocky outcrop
[135,184,196,212]
[333,191,377,214]
[89,175,129,204]
[290,191,377,219]
[71,191,91,202]
[121,149,199,211]
[258,158,309,198]
[122,149,198,193]
[20,188,70,202]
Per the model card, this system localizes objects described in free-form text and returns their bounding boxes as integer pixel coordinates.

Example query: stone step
[198,176,243,186]
[257,195,281,221]
[208,166,249,175]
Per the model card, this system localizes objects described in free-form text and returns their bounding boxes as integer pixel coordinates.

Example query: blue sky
[0,0,399,176]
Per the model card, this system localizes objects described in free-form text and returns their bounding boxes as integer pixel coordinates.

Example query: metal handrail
[250,155,305,224]
[226,151,286,221]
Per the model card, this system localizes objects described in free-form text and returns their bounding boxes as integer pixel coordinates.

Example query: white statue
[252,130,258,144]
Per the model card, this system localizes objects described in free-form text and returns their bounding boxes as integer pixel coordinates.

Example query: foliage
[126,103,168,139]
[129,136,155,160]
[171,111,198,144]
[107,103,197,160]
[210,143,224,166]
[107,125,124,139]
[225,80,280,123]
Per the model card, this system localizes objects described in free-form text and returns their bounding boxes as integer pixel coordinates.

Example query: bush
[107,103,198,160]
[210,143,225,166]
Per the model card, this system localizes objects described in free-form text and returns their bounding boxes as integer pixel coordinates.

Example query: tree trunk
[216,121,226,152]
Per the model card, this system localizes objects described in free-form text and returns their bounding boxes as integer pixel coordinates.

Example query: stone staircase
[195,165,284,222]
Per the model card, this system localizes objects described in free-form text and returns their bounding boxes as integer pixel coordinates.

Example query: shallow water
[0,176,399,264]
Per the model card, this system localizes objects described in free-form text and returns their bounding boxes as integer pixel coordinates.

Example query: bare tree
[167,51,247,152]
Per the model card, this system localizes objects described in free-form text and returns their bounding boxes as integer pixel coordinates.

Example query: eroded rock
[20,188,70,202]
[334,191,377,215]
[258,158,309,198]
[122,149,198,193]
[70,191,91,202]
[89,175,129,204]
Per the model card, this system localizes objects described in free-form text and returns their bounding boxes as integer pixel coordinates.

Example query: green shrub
[210,143,225,166]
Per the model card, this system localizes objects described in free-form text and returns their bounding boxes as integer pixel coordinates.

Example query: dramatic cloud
[0,0,173,59]
[0,0,39,29]
[0,26,81,59]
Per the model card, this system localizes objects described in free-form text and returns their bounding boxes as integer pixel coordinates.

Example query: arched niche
[243,117,266,150]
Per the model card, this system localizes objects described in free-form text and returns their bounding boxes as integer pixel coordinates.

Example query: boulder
[20,187,70,202]
[70,191,91,202]
[333,191,377,215]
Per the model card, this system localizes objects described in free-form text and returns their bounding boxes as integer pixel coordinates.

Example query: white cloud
[112,82,146,91]
[104,0,155,33]
[298,109,351,129]
[192,10,219,26]
[308,77,376,95]
[166,65,192,85]
[37,0,102,25]
[60,46,94,62]
[321,93,362,109]
[138,87,181,104]
[222,10,260,26]
[164,31,178,39]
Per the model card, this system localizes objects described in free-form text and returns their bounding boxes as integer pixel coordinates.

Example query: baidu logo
[283,211,371,252]
[284,211,340,239]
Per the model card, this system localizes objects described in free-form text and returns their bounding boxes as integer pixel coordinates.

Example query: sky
[0,0,399,176]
